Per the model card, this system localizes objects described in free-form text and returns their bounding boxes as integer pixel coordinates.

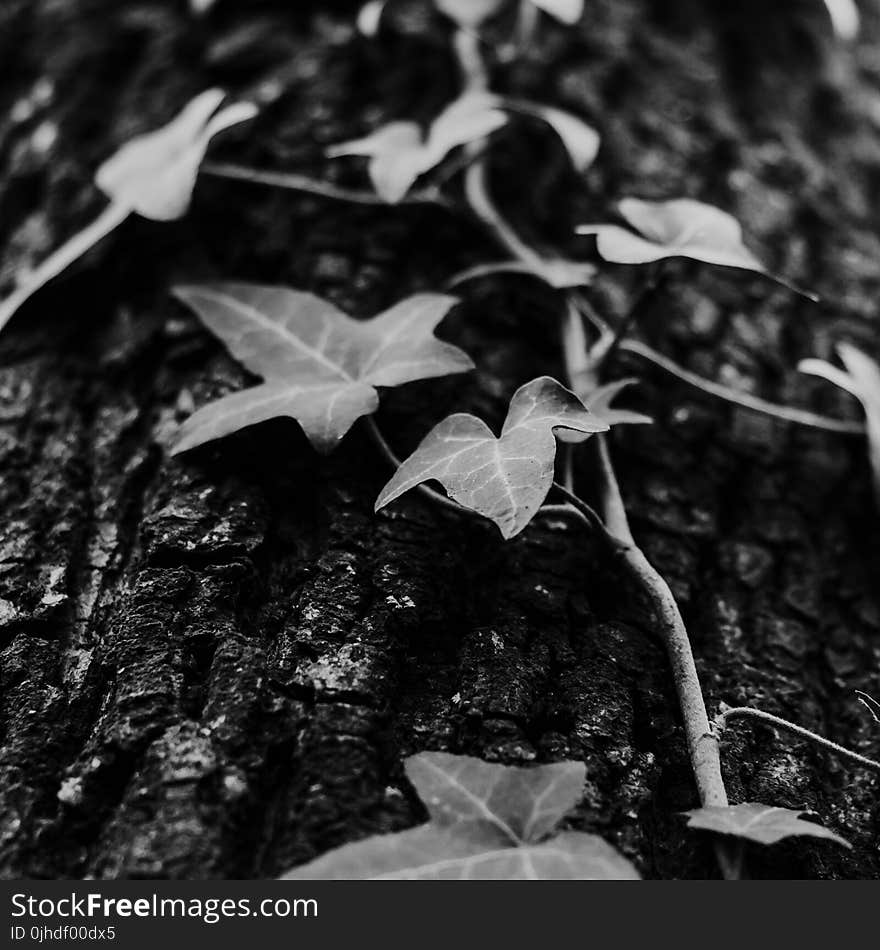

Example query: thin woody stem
[562,297,592,398]
[516,0,540,50]
[592,264,665,374]
[454,29,544,270]
[464,161,542,266]
[574,301,863,436]
[618,339,864,436]
[450,23,736,877]
[595,436,729,809]
[0,201,130,335]
[715,707,880,773]
[201,161,450,208]
[595,433,738,879]
[550,481,623,546]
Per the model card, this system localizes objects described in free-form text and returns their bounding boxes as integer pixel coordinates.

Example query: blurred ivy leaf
[823,0,859,40]
[0,89,256,336]
[556,378,651,443]
[579,198,763,269]
[282,752,639,879]
[800,342,880,504]
[328,90,597,203]
[189,0,217,15]
[171,284,473,454]
[435,0,507,27]
[578,198,817,300]
[328,91,508,203]
[684,804,850,848]
[584,379,653,427]
[96,89,258,221]
[357,0,388,35]
[531,0,584,25]
[376,376,608,538]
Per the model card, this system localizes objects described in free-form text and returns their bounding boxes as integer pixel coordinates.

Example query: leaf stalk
[0,201,130,335]
[201,161,450,208]
[714,707,880,773]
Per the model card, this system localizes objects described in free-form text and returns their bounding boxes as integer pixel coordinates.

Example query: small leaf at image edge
[684,803,851,848]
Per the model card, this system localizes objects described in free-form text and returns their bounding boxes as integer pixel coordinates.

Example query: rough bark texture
[1,0,878,879]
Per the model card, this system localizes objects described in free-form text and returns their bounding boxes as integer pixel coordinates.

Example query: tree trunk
[0,0,877,879]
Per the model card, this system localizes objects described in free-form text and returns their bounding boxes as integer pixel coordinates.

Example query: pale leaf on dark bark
[282,753,639,879]
[172,284,473,454]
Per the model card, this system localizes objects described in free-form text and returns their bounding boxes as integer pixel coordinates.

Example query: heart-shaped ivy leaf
[800,342,880,504]
[171,284,473,454]
[0,90,256,336]
[578,198,817,300]
[375,376,608,538]
[684,804,850,848]
[328,92,507,203]
[281,753,639,880]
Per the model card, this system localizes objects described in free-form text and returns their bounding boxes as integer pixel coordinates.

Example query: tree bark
[0,0,877,879]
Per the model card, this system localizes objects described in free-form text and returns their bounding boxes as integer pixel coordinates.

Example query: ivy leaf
[281,752,640,880]
[328,93,597,202]
[327,122,423,204]
[406,753,587,840]
[357,0,388,35]
[96,88,258,222]
[684,804,851,849]
[375,376,608,538]
[584,379,653,427]
[0,90,256,336]
[531,0,584,25]
[282,824,641,879]
[823,0,859,40]
[434,0,506,28]
[577,198,817,300]
[327,91,508,203]
[170,284,473,454]
[799,342,880,504]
